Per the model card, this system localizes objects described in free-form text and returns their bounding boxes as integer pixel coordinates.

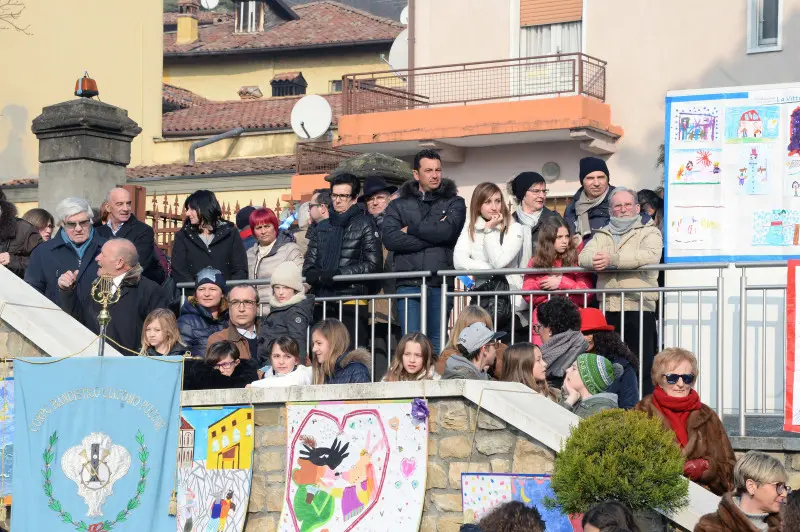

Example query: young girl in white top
[249,336,312,388]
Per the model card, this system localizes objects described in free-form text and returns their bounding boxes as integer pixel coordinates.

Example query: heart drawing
[283,408,390,532]
[400,458,416,479]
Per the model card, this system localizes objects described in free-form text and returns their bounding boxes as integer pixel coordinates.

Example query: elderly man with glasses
[25,197,107,306]
[207,284,261,363]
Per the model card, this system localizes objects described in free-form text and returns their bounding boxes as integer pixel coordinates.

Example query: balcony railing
[295,140,358,175]
[342,53,607,115]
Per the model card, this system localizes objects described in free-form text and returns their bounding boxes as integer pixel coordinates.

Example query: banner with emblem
[12,357,182,532]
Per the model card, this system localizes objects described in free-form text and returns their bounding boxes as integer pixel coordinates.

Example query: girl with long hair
[383,333,438,382]
[310,319,370,384]
[499,342,558,401]
[522,217,593,344]
[140,309,189,357]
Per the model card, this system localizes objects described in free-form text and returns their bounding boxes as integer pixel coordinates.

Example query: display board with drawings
[665,83,800,262]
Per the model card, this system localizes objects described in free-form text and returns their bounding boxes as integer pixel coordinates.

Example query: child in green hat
[560,353,624,418]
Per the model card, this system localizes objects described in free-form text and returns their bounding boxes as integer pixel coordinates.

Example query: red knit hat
[579,307,614,332]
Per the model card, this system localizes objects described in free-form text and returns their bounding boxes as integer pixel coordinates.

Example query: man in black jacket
[59,238,167,354]
[382,149,466,354]
[303,173,382,348]
[96,187,165,284]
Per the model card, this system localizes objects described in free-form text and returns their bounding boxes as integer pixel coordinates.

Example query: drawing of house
[739,110,763,138]
[207,409,254,470]
[178,416,195,468]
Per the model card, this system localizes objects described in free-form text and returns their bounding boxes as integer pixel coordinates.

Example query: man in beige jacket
[578,186,663,395]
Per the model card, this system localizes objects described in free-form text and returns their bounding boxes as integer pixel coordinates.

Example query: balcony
[336,53,622,156]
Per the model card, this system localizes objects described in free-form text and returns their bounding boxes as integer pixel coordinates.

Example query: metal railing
[176,262,791,436]
[342,53,607,115]
[295,140,358,176]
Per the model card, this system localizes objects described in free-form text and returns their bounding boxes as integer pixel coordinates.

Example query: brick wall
[244,398,556,532]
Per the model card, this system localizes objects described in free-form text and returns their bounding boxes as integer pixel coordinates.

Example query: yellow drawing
[207,409,254,470]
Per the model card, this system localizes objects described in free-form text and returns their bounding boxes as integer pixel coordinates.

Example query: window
[520,21,582,56]
[272,84,306,97]
[748,0,782,53]
[271,73,308,97]
[330,79,343,93]
[236,0,265,33]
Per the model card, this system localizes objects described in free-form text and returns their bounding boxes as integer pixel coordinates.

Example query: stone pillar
[31,98,142,215]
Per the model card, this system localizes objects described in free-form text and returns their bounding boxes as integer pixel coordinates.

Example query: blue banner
[12,357,182,532]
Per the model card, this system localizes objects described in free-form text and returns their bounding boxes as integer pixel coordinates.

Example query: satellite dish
[541,161,561,183]
[290,95,333,140]
[400,5,409,25]
[201,0,219,9]
[387,29,409,72]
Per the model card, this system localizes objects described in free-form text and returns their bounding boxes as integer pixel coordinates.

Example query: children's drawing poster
[279,400,428,532]
[665,84,800,262]
[0,379,12,504]
[461,473,572,532]
[176,406,254,532]
[785,261,800,432]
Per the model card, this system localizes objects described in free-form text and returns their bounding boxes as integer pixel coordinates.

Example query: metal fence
[178,262,790,436]
[295,140,358,176]
[341,53,607,115]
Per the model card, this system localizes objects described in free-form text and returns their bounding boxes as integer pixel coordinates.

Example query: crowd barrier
[178,261,790,436]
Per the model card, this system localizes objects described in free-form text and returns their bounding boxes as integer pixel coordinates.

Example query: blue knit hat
[195,267,226,292]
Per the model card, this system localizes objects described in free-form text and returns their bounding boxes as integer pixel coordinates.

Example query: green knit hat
[577,353,615,395]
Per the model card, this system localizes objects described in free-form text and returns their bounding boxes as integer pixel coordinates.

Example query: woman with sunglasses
[633,347,735,496]
[696,451,787,531]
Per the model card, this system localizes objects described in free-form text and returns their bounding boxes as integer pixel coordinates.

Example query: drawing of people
[205,492,224,532]
[217,490,236,531]
[738,168,747,186]
[291,437,350,532]
[337,432,384,522]
[793,181,800,197]
[685,160,694,174]
[181,487,197,532]
[713,162,721,174]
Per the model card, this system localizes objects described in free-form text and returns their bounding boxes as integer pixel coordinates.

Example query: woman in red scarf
[633,348,735,496]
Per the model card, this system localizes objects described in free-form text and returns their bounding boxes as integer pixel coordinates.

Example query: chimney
[176,0,201,45]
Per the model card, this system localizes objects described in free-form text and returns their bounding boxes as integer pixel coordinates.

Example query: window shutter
[520,0,583,27]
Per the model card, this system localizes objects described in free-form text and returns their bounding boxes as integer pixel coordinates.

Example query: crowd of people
[7,150,791,529]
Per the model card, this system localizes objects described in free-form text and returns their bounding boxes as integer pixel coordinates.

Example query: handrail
[175,271,433,289]
[437,262,730,277]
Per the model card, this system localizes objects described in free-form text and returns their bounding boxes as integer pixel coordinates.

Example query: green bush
[546,409,689,515]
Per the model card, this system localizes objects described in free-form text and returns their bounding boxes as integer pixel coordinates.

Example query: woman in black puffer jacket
[171,190,248,289]
[178,268,230,358]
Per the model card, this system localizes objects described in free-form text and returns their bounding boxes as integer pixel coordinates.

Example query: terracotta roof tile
[161,92,340,135]
[163,11,233,26]
[163,83,210,111]
[126,154,296,179]
[164,1,402,56]
[0,178,38,188]
[272,71,302,82]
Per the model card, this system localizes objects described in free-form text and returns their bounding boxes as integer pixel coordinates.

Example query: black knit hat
[235,206,255,230]
[579,157,610,185]
[195,267,227,293]
[510,172,546,202]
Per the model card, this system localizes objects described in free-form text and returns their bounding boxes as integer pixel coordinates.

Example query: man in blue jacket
[25,197,105,307]
[382,149,466,353]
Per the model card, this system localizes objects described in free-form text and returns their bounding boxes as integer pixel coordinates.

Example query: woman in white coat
[454,183,524,334]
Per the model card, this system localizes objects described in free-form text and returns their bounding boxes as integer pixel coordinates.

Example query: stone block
[268,473,286,483]
[255,407,282,427]
[248,475,267,513]
[255,451,283,473]
[788,471,800,492]
[420,515,437,532]
[429,438,438,456]
[475,431,515,456]
[439,436,473,459]
[437,512,464,532]
[257,428,287,447]
[491,458,511,473]
[244,514,276,532]
[448,461,491,489]
[266,486,284,512]
[476,411,506,430]
[512,438,554,474]
[431,492,463,512]
[428,403,439,433]
[439,401,469,431]
[427,463,449,489]
[792,454,800,471]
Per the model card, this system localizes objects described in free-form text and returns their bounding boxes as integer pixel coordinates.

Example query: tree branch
[0,0,31,35]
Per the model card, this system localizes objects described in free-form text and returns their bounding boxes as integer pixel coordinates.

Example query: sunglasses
[663,373,695,385]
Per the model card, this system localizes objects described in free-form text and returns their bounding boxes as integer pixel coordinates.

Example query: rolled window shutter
[520,0,582,27]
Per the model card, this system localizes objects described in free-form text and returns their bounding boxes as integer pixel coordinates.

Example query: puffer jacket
[604,357,639,410]
[257,293,315,365]
[382,179,467,288]
[694,493,782,532]
[145,343,191,357]
[246,231,304,309]
[170,220,248,286]
[302,206,382,297]
[578,218,663,312]
[559,392,618,419]
[0,200,42,278]
[634,394,736,496]
[325,348,372,384]
[177,298,230,358]
[454,217,524,289]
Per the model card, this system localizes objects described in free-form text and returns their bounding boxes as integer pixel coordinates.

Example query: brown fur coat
[634,394,736,496]
[694,493,782,531]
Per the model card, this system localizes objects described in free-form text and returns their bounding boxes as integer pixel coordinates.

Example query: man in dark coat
[0,190,43,278]
[564,157,614,244]
[382,149,467,353]
[236,206,256,250]
[304,173,382,349]
[25,197,106,306]
[96,187,165,284]
[58,239,167,354]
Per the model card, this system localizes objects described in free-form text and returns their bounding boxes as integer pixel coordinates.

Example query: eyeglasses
[663,373,696,385]
[762,482,792,496]
[229,300,257,309]
[64,219,91,229]
[331,194,353,201]
[529,188,549,196]
[215,360,239,369]
[309,203,323,209]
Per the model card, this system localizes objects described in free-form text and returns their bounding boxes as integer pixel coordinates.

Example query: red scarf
[651,387,702,448]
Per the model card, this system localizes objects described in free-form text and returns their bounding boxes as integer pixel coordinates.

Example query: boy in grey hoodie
[560,353,624,418]
[442,322,506,380]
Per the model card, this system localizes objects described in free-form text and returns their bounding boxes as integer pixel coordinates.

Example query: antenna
[387,28,409,75]
[201,0,219,9]
[290,95,333,140]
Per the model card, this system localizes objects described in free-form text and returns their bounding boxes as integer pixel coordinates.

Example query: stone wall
[243,398,556,532]
[731,437,800,490]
